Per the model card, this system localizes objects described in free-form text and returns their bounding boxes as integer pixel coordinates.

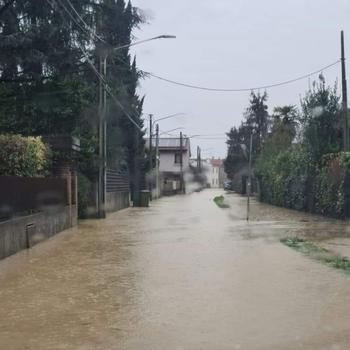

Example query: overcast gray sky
[131,0,349,158]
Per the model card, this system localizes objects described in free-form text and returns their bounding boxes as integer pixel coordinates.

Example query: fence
[105,169,130,213]
[0,176,69,220]
[106,169,130,192]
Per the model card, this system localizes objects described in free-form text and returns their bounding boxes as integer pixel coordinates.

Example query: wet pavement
[1,190,350,349]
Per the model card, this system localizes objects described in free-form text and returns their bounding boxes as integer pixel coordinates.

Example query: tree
[256,105,298,180]
[224,91,270,180]
[244,91,271,154]
[269,105,298,151]
[300,80,342,162]
[0,0,148,212]
[0,0,93,136]
[224,126,246,180]
[96,0,146,196]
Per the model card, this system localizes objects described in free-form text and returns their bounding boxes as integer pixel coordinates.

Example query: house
[204,158,227,188]
[145,137,191,196]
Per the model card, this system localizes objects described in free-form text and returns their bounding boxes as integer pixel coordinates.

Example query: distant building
[145,137,191,196]
[205,158,227,188]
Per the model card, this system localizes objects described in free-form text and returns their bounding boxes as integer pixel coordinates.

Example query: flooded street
[2,190,350,349]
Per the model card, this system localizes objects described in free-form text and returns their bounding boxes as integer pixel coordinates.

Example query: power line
[78,43,142,130]
[50,0,341,96]
[48,0,142,130]
[191,137,227,140]
[144,60,341,92]
[64,0,107,44]
[55,0,105,44]
[54,0,92,39]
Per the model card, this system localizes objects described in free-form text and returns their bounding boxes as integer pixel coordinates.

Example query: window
[174,153,181,164]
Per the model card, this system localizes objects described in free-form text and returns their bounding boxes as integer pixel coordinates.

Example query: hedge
[0,135,50,177]
[257,149,350,219]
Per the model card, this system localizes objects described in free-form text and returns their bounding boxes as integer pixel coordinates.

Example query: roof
[209,158,223,167]
[145,137,190,150]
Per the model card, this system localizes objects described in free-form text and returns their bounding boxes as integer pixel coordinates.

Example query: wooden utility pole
[155,124,160,199]
[246,132,253,221]
[341,30,349,151]
[149,114,153,199]
[180,132,184,193]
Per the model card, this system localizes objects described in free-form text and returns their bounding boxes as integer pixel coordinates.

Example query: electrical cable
[54,0,96,42]
[144,60,340,92]
[51,0,341,95]
[63,0,107,44]
[48,0,143,130]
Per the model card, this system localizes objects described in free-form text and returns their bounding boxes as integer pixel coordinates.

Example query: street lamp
[147,112,185,137]
[159,127,184,136]
[154,112,185,123]
[97,34,176,218]
[116,35,177,51]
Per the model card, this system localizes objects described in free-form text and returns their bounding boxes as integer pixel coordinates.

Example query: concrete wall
[106,191,130,213]
[0,205,77,261]
[159,150,190,173]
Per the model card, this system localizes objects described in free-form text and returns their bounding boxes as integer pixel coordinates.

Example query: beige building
[146,137,191,196]
[205,158,227,188]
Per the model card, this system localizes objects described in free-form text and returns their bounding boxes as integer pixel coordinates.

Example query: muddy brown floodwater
[1,189,350,349]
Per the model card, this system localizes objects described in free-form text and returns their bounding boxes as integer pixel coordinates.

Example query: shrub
[213,195,230,208]
[257,145,310,210]
[0,135,51,177]
[313,152,350,218]
[258,150,350,218]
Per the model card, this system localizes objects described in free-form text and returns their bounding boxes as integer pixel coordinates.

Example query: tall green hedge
[313,153,350,218]
[0,135,50,177]
[257,149,350,219]
[257,145,309,210]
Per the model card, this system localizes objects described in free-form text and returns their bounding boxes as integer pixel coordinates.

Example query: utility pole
[180,132,184,194]
[341,30,349,151]
[246,132,253,221]
[98,53,106,218]
[155,124,160,199]
[149,114,153,199]
[199,147,201,170]
[197,146,200,169]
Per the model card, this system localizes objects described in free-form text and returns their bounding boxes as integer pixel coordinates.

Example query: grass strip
[213,195,230,209]
[281,237,350,275]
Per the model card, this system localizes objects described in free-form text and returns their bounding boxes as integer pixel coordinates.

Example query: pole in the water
[341,30,349,151]
[247,132,253,221]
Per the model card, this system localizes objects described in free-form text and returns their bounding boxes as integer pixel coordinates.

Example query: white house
[204,158,226,188]
[146,137,191,195]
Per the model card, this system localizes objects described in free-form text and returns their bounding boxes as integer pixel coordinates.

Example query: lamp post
[341,30,349,151]
[97,35,176,218]
[246,132,253,221]
[180,131,184,194]
[155,124,160,199]
[148,113,186,135]
[148,114,153,200]
[159,127,184,136]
